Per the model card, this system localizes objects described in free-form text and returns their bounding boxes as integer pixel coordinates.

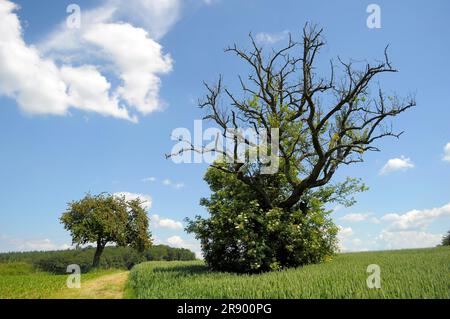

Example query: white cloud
[379,156,414,175]
[381,202,450,231]
[340,213,380,224]
[443,143,450,162]
[112,0,181,40]
[351,238,363,246]
[0,1,67,115]
[40,0,180,50]
[195,251,203,259]
[60,65,136,121]
[167,235,186,247]
[83,22,173,115]
[161,179,184,189]
[19,238,62,251]
[142,177,157,182]
[340,213,371,222]
[152,214,183,230]
[378,230,442,249]
[165,235,201,259]
[0,235,72,252]
[337,226,353,251]
[255,30,289,45]
[174,182,185,189]
[337,226,372,252]
[338,226,353,238]
[113,192,152,210]
[0,0,177,122]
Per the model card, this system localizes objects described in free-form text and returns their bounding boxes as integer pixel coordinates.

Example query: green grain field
[0,262,120,299]
[1,247,449,299]
[126,247,450,299]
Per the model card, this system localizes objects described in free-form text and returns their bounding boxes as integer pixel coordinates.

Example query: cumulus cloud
[41,0,180,53]
[255,30,289,45]
[0,0,177,122]
[165,235,201,258]
[142,177,157,182]
[340,213,371,222]
[443,143,450,162]
[377,230,442,249]
[338,226,353,238]
[167,235,186,247]
[113,192,152,210]
[337,226,372,252]
[340,213,380,224]
[60,65,135,121]
[0,235,72,252]
[111,0,181,40]
[379,156,414,175]
[0,1,66,115]
[337,226,353,251]
[152,214,183,230]
[83,22,173,115]
[381,202,450,231]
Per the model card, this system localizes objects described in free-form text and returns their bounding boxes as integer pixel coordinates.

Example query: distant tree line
[0,245,196,274]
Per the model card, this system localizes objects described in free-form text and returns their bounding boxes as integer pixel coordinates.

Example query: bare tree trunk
[92,240,105,268]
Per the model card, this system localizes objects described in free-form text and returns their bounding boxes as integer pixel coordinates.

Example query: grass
[57,271,129,299]
[0,262,36,275]
[0,262,123,299]
[126,247,450,299]
[2,247,449,299]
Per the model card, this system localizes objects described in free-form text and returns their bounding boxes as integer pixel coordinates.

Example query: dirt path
[58,271,129,299]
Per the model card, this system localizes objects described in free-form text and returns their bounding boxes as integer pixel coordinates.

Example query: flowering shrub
[186,165,339,273]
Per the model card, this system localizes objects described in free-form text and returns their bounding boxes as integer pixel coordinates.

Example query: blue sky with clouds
[0,0,449,255]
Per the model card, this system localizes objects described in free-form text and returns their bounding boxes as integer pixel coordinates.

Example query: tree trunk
[92,240,105,268]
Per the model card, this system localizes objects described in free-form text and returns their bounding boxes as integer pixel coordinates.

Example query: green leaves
[60,193,152,266]
[187,166,338,273]
[441,230,450,246]
[248,95,260,110]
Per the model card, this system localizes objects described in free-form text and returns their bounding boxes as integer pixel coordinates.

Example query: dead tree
[167,24,415,212]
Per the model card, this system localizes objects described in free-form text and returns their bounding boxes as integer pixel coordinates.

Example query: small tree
[441,231,450,246]
[60,193,152,268]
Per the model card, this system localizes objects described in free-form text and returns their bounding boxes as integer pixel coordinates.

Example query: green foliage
[0,245,196,274]
[127,247,450,299]
[187,164,342,273]
[182,28,413,273]
[0,262,36,275]
[441,231,450,246]
[60,193,152,267]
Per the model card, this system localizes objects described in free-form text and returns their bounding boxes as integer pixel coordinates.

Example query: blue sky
[0,0,449,255]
